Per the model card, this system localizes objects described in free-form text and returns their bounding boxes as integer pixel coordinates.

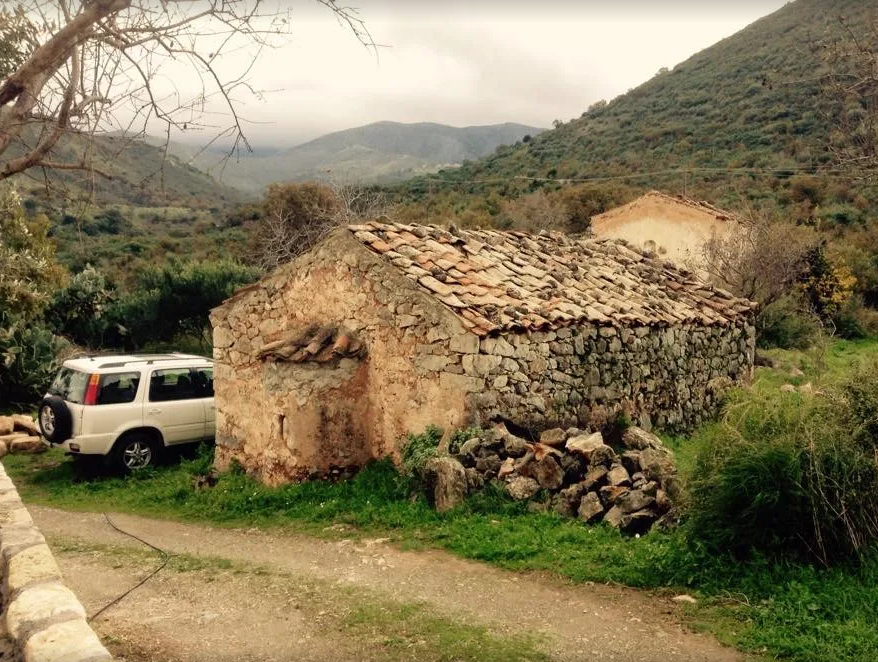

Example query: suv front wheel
[111,432,159,473]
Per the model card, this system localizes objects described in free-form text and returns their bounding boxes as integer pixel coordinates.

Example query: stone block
[440,372,484,393]
[481,336,515,357]
[0,416,13,436]
[5,544,62,593]
[23,618,112,662]
[449,333,479,354]
[6,582,86,639]
[578,492,605,522]
[10,437,47,454]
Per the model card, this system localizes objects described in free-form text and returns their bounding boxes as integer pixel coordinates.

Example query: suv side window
[193,368,214,398]
[97,372,141,405]
[149,368,198,402]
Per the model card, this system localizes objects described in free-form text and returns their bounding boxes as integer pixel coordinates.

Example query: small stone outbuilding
[591,190,741,268]
[210,221,756,485]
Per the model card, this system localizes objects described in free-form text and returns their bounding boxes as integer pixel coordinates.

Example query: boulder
[531,455,564,490]
[641,481,659,497]
[620,509,658,535]
[599,485,629,506]
[539,428,567,448]
[12,415,38,436]
[0,441,7,458]
[556,482,587,518]
[506,476,541,501]
[620,450,641,475]
[10,436,47,454]
[0,416,14,436]
[464,467,485,492]
[578,492,605,522]
[565,432,605,458]
[475,454,502,474]
[639,448,675,483]
[603,505,624,528]
[503,435,530,458]
[589,444,618,468]
[621,426,668,453]
[426,457,468,513]
[582,465,608,491]
[559,453,587,485]
[616,489,656,515]
[514,451,535,476]
[606,464,631,487]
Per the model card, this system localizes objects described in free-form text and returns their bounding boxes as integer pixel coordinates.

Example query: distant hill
[397,0,874,214]
[8,128,245,210]
[191,121,544,192]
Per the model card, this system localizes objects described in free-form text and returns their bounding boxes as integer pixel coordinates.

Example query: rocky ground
[30,506,742,662]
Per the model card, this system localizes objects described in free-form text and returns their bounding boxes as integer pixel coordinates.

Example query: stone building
[591,190,741,268]
[210,221,756,485]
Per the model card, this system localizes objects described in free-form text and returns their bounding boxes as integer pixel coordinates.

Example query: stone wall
[461,321,755,433]
[210,230,479,485]
[0,462,112,662]
[212,228,755,484]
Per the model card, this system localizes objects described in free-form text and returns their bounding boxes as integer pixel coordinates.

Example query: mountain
[397,0,872,213]
[9,129,245,210]
[190,121,544,192]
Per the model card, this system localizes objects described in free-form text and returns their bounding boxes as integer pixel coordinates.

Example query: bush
[0,321,69,407]
[401,425,442,479]
[757,294,821,349]
[688,361,878,564]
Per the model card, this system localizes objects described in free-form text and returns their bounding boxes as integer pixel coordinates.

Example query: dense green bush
[0,321,68,408]
[688,361,878,564]
[756,294,821,349]
[45,265,116,347]
[401,425,442,479]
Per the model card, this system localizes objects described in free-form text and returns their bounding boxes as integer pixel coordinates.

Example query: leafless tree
[0,1,373,192]
[255,179,392,270]
[700,212,817,307]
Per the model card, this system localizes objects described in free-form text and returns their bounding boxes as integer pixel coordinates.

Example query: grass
[5,338,878,662]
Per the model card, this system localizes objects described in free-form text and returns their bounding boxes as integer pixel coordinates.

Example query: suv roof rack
[95,354,211,369]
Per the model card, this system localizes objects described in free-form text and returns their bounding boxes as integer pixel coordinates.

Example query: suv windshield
[48,367,90,404]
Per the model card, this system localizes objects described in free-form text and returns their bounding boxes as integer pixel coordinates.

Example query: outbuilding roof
[348,221,755,336]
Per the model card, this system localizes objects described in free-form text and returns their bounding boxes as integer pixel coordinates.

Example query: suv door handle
[148,408,162,415]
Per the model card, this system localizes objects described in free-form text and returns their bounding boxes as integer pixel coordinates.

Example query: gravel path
[31,506,742,662]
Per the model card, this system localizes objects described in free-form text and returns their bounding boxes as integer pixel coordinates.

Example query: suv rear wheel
[38,396,73,444]
[111,432,159,473]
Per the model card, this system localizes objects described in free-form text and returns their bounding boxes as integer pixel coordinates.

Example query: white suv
[38,353,215,472]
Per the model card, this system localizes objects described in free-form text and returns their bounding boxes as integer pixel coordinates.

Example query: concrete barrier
[0,462,112,662]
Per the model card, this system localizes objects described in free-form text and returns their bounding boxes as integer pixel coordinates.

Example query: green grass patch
[5,339,878,662]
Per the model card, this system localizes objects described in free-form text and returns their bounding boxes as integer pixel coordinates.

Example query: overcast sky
[173,1,791,148]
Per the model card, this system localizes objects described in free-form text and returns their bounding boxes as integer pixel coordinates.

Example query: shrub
[688,362,878,565]
[757,294,821,349]
[401,425,442,479]
[0,321,69,407]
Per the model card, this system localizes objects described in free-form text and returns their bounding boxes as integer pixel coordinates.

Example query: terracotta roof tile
[347,222,756,336]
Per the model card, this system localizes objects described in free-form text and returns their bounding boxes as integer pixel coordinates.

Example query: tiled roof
[599,190,740,223]
[257,324,365,362]
[347,221,756,336]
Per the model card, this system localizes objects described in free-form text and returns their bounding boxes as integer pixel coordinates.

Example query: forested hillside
[397,0,873,218]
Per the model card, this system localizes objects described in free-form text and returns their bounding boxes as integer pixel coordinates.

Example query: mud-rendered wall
[210,231,478,485]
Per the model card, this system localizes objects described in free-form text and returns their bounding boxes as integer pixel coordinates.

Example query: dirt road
[30,506,741,662]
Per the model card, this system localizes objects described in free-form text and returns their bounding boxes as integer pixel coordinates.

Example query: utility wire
[87,512,170,622]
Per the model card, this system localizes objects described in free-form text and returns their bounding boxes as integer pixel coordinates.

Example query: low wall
[0,462,112,662]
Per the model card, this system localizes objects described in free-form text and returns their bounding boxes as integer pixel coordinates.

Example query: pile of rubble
[0,415,47,457]
[433,423,681,534]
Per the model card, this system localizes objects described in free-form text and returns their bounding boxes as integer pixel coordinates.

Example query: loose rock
[506,476,541,501]
[426,457,468,513]
[616,489,656,515]
[603,505,624,528]
[0,416,14,436]
[606,464,631,487]
[565,432,605,459]
[578,492,605,522]
[531,455,564,490]
[539,427,567,447]
[12,415,38,436]
[10,437,47,454]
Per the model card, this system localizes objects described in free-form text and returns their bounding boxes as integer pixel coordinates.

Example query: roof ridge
[345,222,754,336]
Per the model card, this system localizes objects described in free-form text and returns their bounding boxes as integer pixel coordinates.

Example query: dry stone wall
[460,320,755,434]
